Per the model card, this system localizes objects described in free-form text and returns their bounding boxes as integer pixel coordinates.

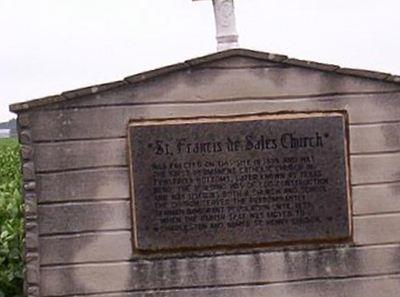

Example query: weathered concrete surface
[12,49,400,296]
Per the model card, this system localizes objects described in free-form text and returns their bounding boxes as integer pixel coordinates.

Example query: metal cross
[193,0,239,51]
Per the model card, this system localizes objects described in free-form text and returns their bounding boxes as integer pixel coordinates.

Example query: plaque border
[127,110,353,253]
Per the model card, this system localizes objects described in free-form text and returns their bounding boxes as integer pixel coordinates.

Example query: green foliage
[0,139,23,297]
[0,139,17,148]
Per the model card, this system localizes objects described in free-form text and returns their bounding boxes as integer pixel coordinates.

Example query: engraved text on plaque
[128,112,352,251]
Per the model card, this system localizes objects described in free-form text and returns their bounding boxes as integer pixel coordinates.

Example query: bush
[0,139,23,297]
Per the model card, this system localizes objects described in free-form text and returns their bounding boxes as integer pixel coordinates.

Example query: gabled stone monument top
[193,0,239,51]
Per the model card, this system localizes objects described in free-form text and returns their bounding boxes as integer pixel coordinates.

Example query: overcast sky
[1,0,400,122]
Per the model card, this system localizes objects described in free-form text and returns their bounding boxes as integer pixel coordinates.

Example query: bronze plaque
[128,112,352,251]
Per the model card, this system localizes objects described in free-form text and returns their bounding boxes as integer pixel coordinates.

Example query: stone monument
[9,2,400,297]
